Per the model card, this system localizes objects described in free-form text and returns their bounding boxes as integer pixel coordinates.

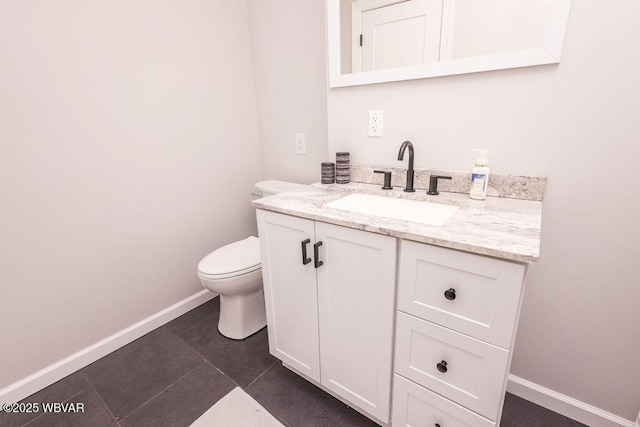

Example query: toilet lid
[198,236,261,277]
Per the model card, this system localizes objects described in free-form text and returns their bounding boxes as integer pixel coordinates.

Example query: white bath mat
[190,387,283,427]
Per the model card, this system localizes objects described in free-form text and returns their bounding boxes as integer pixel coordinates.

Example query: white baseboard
[0,290,217,405]
[507,374,635,427]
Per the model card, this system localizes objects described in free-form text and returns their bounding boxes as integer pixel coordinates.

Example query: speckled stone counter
[252,182,543,264]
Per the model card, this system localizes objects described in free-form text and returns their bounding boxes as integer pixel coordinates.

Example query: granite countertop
[252,182,543,264]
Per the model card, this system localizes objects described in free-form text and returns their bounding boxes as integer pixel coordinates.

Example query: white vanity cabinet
[256,209,397,424]
[392,240,527,427]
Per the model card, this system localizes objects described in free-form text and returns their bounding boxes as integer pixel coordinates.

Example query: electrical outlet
[295,133,306,155]
[369,111,383,137]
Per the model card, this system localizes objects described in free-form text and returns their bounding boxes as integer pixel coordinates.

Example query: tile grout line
[164,298,252,389]
[20,376,97,427]
[167,325,240,386]
[170,327,216,360]
[167,298,219,339]
[171,313,217,338]
[243,362,291,427]
[78,371,122,426]
[210,365,241,389]
[170,320,285,416]
[244,359,280,390]
[117,360,208,424]
[171,324,277,392]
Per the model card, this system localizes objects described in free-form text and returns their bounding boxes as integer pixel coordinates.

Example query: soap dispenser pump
[469,149,490,200]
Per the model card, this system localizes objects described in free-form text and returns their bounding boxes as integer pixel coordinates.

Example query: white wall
[328,0,640,421]
[0,0,262,389]
[247,0,328,184]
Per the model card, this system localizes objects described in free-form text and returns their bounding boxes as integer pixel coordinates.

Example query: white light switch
[369,111,383,137]
[295,133,306,155]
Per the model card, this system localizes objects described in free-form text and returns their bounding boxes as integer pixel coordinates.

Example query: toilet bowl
[197,180,308,339]
[198,236,264,339]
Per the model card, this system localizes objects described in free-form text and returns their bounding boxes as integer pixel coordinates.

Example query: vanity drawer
[394,312,509,420]
[397,240,526,349]
[392,374,495,427]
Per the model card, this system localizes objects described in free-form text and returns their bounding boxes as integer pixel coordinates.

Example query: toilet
[197,180,308,339]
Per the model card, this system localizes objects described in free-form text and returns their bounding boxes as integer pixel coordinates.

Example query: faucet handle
[373,170,393,190]
[427,175,452,195]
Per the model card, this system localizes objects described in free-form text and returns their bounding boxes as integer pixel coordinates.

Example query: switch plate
[295,133,306,155]
[369,111,383,137]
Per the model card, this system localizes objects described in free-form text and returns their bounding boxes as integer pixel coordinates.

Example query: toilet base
[218,288,267,340]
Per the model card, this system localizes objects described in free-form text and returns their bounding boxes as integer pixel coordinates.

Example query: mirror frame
[327,0,572,87]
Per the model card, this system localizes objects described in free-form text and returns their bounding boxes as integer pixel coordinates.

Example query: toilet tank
[255,180,308,197]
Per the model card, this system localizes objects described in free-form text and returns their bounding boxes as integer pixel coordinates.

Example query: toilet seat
[197,236,261,279]
[197,265,260,280]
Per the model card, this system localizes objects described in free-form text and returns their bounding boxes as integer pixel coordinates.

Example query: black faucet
[397,140,415,192]
[373,170,393,189]
[427,175,452,195]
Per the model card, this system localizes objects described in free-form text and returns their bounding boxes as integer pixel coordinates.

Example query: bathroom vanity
[253,182,542,426]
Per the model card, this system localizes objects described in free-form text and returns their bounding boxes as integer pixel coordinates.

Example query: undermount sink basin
[324,193,459,226]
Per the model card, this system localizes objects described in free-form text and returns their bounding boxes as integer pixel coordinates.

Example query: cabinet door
[256,210,320,381]
[315,222,397,423]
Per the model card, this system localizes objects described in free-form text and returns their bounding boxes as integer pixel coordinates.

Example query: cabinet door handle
[444,288,456,300]
[313,241,324,268]
[301,239,312,265]
[437,360,448,373]
[435,424,441,427]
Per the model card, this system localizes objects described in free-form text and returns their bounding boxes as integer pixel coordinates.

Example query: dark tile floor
[1,298,586,427]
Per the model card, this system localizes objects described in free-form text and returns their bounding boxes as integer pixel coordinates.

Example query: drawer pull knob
[437,360,448,373]
[435,424,441,427]
[444,288,456,300]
